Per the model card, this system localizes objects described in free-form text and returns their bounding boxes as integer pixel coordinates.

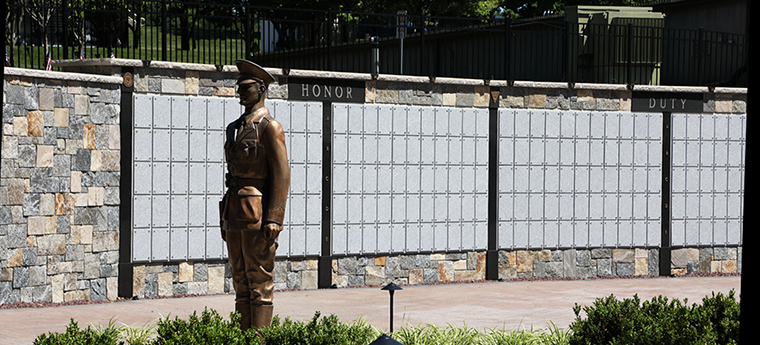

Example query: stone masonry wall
[14,59,740,303]
[2,68,122,304]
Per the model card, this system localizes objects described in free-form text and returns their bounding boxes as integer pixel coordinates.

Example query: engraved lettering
[324,85,331,98]
[301,84,309,97]
[312,84,321,97]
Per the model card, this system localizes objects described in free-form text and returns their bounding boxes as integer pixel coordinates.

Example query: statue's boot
[251,304,274,330]
[236,302,252,332]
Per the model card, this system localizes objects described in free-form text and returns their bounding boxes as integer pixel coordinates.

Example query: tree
[26,0,61,61]
[5,0,27,66]
[497,0,650,19]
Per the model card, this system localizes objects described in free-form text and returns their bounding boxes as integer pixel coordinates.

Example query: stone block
[498,264,517,280]
[84,253,100,279]
[39,193,56,217]
[39,88,55,111]
[300,270,318,290]
[88,187,105,206]
[28,216,47,235]
[71,171,82,193]
[5,248,25,267]
[132,265,146,298]
[158,272,173,296]
[597,258,612,276]
[107,277,118,301]
[408,269,424,285]
[534,261,563,277]
[70,225,93,245]
[28,110,44,137]
[563,250,576,277]
[515,250,533,273]
[92,231,118,252]
[721,260,737,273]
[83,123,97,150]
[337,257,358,275]
[51,274,65,303]
[37,234,66,256]
[90,150,102,171]
[13,266,29,288]
[671,248,688,268]
[0,268,12,282]
[437,261,454,282]
[89,278,107,301]
[64,289,90,302]
[54,108,69,127]
[591,248,611,259]
[364,265,384,286]
[347,275,364,287]
[528,90,548,108]
[21,285,52,303]
[208,266,225,294]
[635,257,649,275]
[74,95,89,115]
[287,272,300,289]
[193,263,208,281]
[612,249,634,263]
[179,262,194,282]
[23,247,38,266]
[535,250,552,262]
[13,117,28,136]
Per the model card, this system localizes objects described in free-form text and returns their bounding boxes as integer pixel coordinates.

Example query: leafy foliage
[257,311,381,345]
[35,318,121,345]
[392,323,570,345]
[568,289,740,345]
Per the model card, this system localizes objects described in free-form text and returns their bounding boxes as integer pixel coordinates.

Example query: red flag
[110,48,115,59]
[45,51,52,71]
[79,48,85,60]
[5,48,11,67]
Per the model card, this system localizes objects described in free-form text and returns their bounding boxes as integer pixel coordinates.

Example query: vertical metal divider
[319,101,334,288]
[660,111,672,276]
[486,87,500,280]
[118,67,135,298]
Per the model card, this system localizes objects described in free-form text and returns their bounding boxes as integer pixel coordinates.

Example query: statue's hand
[263,223,282,241]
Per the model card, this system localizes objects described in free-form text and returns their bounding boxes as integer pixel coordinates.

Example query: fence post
[327,8,333,71]
[421,14,426,77]
[504,17,511,82]
[697,27,704,86]
[627,23,633,88]
[245,5,252,59]
[161,0,167,61]
[62,0,69,60]
[564,20,569,84]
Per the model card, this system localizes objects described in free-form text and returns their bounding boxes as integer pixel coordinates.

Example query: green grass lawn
[7,24,254,70]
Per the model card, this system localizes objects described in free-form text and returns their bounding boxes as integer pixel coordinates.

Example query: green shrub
[392,323,570,345]
[152,309,380,345]
[568,289,740,345]
[35,318,121,345]
[153,307,257,345]
[257,311,381,345]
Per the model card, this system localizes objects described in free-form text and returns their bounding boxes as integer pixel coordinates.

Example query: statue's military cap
[235,59,275,87]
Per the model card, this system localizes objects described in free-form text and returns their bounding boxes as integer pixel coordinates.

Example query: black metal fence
[5,1,748,87]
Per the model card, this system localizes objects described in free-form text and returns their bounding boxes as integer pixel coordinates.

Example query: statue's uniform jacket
[220,112,289,306]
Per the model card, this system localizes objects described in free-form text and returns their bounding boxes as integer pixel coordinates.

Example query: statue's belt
[226,175,267,188]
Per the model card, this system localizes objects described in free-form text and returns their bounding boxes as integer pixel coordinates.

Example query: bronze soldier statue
[220,59,290,331]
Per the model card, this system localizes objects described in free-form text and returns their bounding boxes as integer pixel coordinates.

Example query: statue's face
[237,80,264,107]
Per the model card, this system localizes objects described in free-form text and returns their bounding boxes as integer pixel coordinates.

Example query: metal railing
[5,1,748,87]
